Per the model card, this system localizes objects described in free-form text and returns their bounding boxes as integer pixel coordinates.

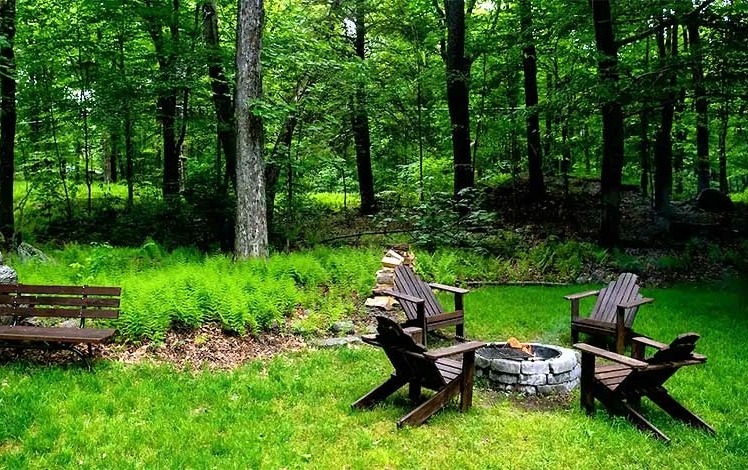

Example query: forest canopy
[0,0,745,251]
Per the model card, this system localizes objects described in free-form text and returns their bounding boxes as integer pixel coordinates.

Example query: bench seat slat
[0,325,116,343]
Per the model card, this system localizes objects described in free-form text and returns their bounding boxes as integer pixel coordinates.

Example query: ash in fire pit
[475,342,580,395]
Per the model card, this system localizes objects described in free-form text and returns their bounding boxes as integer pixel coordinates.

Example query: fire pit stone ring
[475,342,581,395]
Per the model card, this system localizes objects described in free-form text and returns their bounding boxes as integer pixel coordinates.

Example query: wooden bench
[0,284,121,368]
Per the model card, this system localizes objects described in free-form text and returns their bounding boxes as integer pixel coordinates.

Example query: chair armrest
[632,336,668,350]
[564,290,600,301]
[574,342,649,369]
[428,283,469,295]
[382,290,425,305]
[618,297,654,309]
[423,341,486,360]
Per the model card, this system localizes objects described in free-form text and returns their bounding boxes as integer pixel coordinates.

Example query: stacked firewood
[365,247,415,310]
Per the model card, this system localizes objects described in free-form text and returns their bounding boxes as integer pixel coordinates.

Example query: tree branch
[616,0,716,48]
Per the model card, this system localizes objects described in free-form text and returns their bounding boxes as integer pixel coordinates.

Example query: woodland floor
[483,176,748,246]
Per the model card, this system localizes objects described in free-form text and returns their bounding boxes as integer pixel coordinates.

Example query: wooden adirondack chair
[565,272,653,354]
[380,264,468,346]
[352,316,485,428]
[575,333,715,443]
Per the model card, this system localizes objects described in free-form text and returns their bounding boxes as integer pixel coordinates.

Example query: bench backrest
[0,284,121,320]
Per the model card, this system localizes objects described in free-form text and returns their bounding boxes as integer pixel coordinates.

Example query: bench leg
[62,345,94,371]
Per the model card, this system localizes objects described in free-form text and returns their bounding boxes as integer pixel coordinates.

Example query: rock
[59,319,80,328]
[310,336,362,348]
[17,242,51,262]
[697,188,734,212]
[0,264,17,325]
[0,265,18,286]
[330,320,355,334]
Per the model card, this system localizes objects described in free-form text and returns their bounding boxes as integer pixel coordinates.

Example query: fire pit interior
[475,340,580,395]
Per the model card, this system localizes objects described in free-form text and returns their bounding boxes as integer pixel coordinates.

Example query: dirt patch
[477,386,576,412]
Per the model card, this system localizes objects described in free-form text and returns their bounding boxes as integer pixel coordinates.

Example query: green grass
[2,279,747,468]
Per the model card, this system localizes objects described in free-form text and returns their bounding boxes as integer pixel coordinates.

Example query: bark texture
[143,0,181,198]
[202,0,237,189]
[688,20,710,192]
[519,0,544,200]
[351,0,376,215]
[234,0,268,259]
[0,0,16,246]
[445,0,473,197]
[591,0,624,247]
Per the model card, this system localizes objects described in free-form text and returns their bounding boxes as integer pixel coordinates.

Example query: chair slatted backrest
[591,273,642,327]
[0,284,121,320]
[375,316,447,390]
[393,265,443,322]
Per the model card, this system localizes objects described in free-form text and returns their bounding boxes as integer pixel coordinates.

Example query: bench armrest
[428,283,469,295]
[423,341,486,360]
[618,297,654,309]
[564,290,600,301]
[574,342,649,369]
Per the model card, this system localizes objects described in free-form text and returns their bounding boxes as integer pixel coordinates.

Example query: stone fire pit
[475,342,580,395]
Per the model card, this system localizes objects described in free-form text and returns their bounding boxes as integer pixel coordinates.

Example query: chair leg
[455,323,465,341]
[619,400,672,443]
[352,375,407,409]
[460,352,476,412]
[647,388,716,434]
[408,381,422,403]
[580,352,595,415]
[397,379,461,428]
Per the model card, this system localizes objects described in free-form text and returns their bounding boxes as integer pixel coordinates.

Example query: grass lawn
[1,280,747,469]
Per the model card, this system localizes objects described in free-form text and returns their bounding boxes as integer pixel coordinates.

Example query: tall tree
[350,0,376,214]
[234,0,268,258]
[444,0,473,197]
[653,24,678,214]
[519,0,544,200]
[591,0,624,247]
[0,0,16,246]
[688,16,710,192]
[202,0,236,190]
[142,0,183,198]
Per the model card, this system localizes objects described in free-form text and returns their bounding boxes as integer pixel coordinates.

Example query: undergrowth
[7,237,745,342]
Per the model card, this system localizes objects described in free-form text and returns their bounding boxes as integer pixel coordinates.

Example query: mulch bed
[0,323,307,371]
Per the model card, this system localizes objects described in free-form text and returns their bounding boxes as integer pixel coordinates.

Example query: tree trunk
[234,0,268,259]
[653,25,677,214]
[688,20,710,192]
[718,98,729,193]
[143,0,182,198]
[0,0,16,246]
[159,93,180,196]
[639,110,650,197]
[639,36,651,197]
[519,0,544,200]
[351,0,376,215]
[265,77,308,235]
[544,73,554,175]
[445,0,473,197]
[591,0,624,247]
[202,1,237,190]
